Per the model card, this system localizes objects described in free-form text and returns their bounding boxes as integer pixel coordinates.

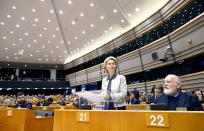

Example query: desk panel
[53,110,204,131]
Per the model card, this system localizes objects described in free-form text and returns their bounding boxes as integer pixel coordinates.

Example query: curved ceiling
[0,0,168,65]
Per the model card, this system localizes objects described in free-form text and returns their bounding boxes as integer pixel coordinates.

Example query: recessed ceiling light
[14,57,18,59]
[113,9,117,13]
[91,39,94,42]
[3,36,7,39]
[47,41,51,43]
[48,19,51,22]
[43,27,47,30]
[60,41,64,43]
[42,45,46,48]
[90,3,94,7]
[121,19,125,23]
[7,15,11,18]
[52,34,55,37]
[32,24,37,27]
[1,22,4,26]
[56,46,59,49]
[19,38,22,41]
[80,13,84,17]
[30,54,33,56]
[28,44,31,47]
[36,50,39,53]
[51,51,54,53]
[64,51,67,53]
[135,8,140,12]
[77,48,79,50]
[25,65,27,67]
[109,27,113,30]
[40,0,45,2]
[50,9,54,14]
[74,36,78,39]
[34,18,39,22]
[14,53,17,55]
[34,40,37,43]
[59,10,64,14]
[16,24,20,28]
[5,48,8,50]
[56,27,59,31]
[25,32,29,36]
[67,41,71,44]
[72,21,75,25]
[6,56,10,59]
[68,1,72,4]
[39,34,42,37]
[104,30,108,33]
[38,58,42,61]
[12,43,15,46]
[90,24,94,27]
[32,9,36,13]
[21,17,25,20]
[82,30,86,34]
[12,6,16,10]
[100,16,104,19]
[59,55,62,58]
[83,44,86,46]
[128,13,132,17]
[10,31,14,34]
[44,54,48,57]
[46,59,49,61]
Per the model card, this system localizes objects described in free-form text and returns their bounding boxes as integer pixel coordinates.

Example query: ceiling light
[14,57,18,59]
[42,45,46,48]
[32,9,36,13]
[34,40,37,43]
[90,24,94,27]
[8,64,10,66]
[60,41,64,43]
[67,41,71,44]
[91,39,94,42]
[28,44,31,47]
[121,19,125,23]
[47,41,51,43]
[14,53,17,55]
[6,56,10,59]
[46,59,48,61]
[19,38,22,41]
[25,32,29,36]
[43,27,47,30]
[5,48,8,50]
[39,34,42,37]
[25,65,27,67]
[50,9,54,14]
[38,58,42,61]
[16,24,20,28]
[30,54,33,56]
[59,10,64,14]
[90,3,94,7]
[113,9,117,13]
[82,30,86,34]
[74,36,78,39]
[135,8,140,12]
[68,1,72,4]
[48,19,51,22]
[34,18,39,22]
[72,21,75,25]
[77,48,79,50]
[56,27,59,31]
[44,55,48,57]
[10,31,14,34]
[32,24,37,27]
[104,30,108,33]
[51,51,54,53]
[12,43,15,46]
[21,17,25,20]
[1,22,4,26]
[56,46,59,49]
[64,51,67,53]
[7,15,11,18]
[83,44,86,46]
[109,27,113,30]
[128,13,132,17]
[80,13,84,17]
[36,50,39,53]
[12,6,16,9]
[100,16,104,19]
[59,55,62,58]
[3,36,7,39]
[52,34,55,37]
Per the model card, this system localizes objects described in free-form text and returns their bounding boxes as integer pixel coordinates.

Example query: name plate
[145,114,169,128]
[77,111,90,122]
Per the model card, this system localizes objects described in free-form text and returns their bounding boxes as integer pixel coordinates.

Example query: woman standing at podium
[101,56,127,110]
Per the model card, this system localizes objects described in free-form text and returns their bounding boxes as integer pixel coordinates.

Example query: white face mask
[164,87,177,96]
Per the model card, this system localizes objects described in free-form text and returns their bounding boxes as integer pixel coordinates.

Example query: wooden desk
[125,104,149,110]
[0,108,53,131]
[53,110,204,131]
[32,105,78,111]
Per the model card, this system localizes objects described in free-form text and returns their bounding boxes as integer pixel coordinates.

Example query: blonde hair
[103,56,118,72]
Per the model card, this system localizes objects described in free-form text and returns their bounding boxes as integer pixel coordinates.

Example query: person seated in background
[154,74,202,111]
[57,98,67,106]
[73,95,88,108]
[140,92,148,103]
[36,96,50,106]
[148,84,163,103]
[15,92,32,109]
[193,89,204,104]
[129,89,140,104]
[125,91,131,104]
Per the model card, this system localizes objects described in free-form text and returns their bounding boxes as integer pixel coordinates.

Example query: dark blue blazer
[154,92,203,111]
[15,100,32,109]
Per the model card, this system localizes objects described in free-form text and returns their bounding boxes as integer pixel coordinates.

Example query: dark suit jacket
[15,100,32,109]
[154,92,203,111]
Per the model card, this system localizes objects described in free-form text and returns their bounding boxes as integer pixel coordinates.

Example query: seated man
[36,96,49,106]
[154,74,202,111]
[148,84,163,103]
[15,92,32,109]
